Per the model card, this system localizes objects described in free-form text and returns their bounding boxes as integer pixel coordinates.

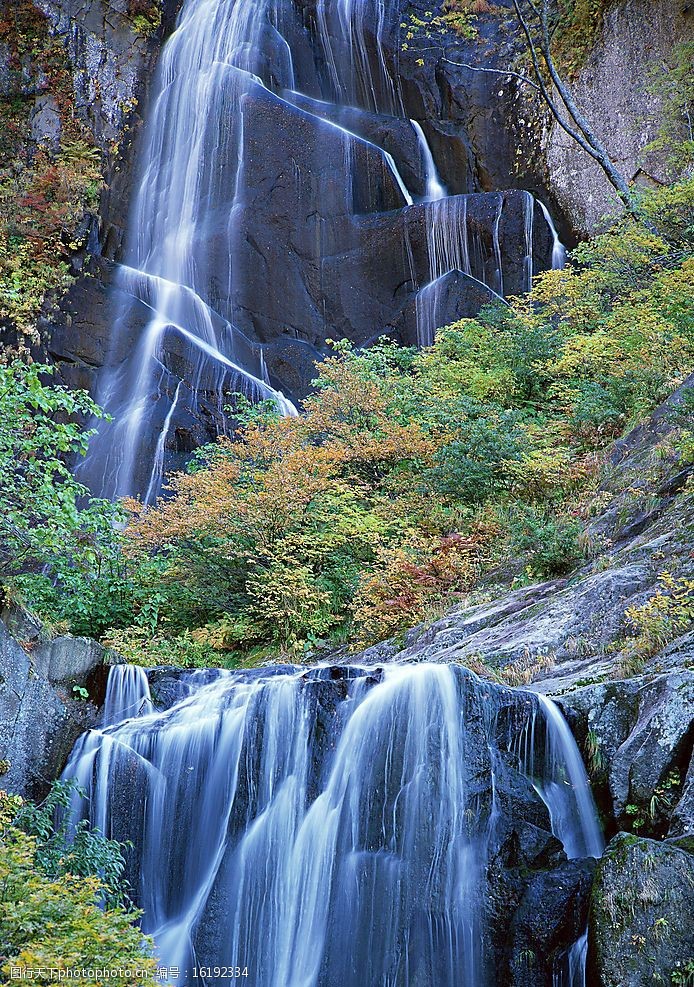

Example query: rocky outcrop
[544,0,693,234]
[588,833,694,987]
[0,605,111,799]
[234,81,555,377]
[565,672,694,835]
[29,0,172,256]
[397,0,693,237]
[34,0,154,149]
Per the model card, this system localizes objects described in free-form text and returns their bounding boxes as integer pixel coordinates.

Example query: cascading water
[538,200,568,270]
[535,694,604,860]
[79,0,300,503]
[62,663,602,985]
[522,189,535,293]
[553,931,589,987]
[411,120,446,201]
[518,694,603,987]
[101,663,153,725]
[314,0,402,113]
[79,0,568,503]
[413,188,566,348]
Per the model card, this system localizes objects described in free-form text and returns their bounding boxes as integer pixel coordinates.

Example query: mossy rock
[588,832,694,986]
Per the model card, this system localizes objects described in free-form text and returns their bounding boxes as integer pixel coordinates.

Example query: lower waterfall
[63,664,602,985]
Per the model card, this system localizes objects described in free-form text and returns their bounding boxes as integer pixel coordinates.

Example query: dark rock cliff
[29,0,692,427]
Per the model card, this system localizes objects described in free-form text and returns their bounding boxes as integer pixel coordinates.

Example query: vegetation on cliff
[0,1,103,347]
[0,360,123,635]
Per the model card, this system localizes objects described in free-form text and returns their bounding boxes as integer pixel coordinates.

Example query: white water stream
[78,0,567,501]
[64,664,602,985]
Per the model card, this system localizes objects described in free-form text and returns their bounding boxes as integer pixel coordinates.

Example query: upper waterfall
[78,0,300,502]
[78,0,566,503]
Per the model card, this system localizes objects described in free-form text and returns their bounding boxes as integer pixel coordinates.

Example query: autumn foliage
[6,178,692,664]
[0,2,103,343]
[121,345,483,657]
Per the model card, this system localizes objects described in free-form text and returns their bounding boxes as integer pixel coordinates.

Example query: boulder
[561,673,694,831]
[503,859,595,986]
[0,608,109,799]
[588,833,694,987]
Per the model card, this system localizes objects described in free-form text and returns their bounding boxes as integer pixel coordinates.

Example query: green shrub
[0,788,155,984]
[506,505,584,577]
[13,780,130,907]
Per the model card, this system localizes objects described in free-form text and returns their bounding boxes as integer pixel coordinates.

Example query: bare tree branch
[510,0,640,216]
[409,47,543,92]
[517,0,639,214]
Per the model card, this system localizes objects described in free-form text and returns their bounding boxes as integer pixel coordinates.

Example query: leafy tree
[13,780,130,907]
[0,789,156,984]
[13,181,691,657]
[645,42,694,174]
[0,361,131,635]
[0,361,103,574]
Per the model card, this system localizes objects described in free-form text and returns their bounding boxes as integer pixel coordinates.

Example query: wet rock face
[234,79,552,364]
[0,608,107,799]
[588,833,694,987]
[46,257,149,394]
[36,0,692,427]
[38,0,559,497]
[502,859,595,987]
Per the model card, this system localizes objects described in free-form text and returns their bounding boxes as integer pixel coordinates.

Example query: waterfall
[62,663,603,984]
[74,0,568,502]
[553,930,589,987]
[522,190,534,293]
[514,692,603,860]
[410,120,446,201]
[314,0,402,113]
[523,695,603,987]
[538,200,568,270]
[535,694,604,859]
[79,0,302,503]
[414,194,514,348]
[101,664,153,725]
[416,196,472,346]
